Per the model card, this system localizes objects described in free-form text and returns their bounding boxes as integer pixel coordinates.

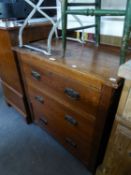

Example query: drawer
[22,62,101,116]
[2,82,26,116]
[28,85,96,168]
[29,84,96,143]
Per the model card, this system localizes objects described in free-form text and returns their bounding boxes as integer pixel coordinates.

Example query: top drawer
[22,62,101,116]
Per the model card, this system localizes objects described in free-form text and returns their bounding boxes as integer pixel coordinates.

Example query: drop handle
[64,88,80,100]
[39,117,48,125]
[128,151,131,157]
[65,137,77,148]
[35,96,44,104]
[64,115,78,126]
[31,70,41,80]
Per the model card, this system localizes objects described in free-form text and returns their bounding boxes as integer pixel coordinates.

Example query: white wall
[57,0,127,37]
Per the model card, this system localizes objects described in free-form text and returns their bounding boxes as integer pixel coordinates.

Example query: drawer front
[29,85,95,144]
[23,63,100,116]
[28,85,96,168]
[2,82,26,116]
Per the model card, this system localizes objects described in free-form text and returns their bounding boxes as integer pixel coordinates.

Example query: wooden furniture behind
[96,61,131,175]
[0,22,51,122]
[14,40,128,173]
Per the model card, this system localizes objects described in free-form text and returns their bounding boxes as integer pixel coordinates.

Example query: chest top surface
[14,39,131,89]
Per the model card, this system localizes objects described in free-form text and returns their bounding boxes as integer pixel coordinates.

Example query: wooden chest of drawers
[14,40,126,173]
[0,22,51,121]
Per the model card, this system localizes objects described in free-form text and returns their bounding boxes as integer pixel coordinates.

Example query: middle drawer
[22,62,101,116]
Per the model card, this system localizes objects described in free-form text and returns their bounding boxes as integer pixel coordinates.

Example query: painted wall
[57,0,127,37]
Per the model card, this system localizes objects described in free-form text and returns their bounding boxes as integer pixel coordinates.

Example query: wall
[57,0,127,37]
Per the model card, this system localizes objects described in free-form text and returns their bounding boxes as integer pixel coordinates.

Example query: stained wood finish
[2,82,26,116]
[14,39,131,88]
[29,84,95,143]
[28,84,95,167]
[0,22,51,120]
[22,62,101,116]
[14,39,123,173]
[0,29,22,92]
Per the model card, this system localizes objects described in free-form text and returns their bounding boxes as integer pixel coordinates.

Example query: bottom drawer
[28,85,96,170]
[2,82,26,117]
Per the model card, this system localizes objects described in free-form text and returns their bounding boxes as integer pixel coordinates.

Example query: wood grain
[0,23,52,120]
[96,121,131,175]
[14,39,128,89]
[22,62,101,117]
[14,39,123,173]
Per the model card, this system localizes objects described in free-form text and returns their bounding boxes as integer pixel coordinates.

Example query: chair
[18,0,58,55]
[62,0,131,64]
[18,0,87,56]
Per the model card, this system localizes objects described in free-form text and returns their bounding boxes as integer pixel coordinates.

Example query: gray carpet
[0,84,91,175]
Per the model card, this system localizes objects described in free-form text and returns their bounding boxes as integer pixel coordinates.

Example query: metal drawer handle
[64,88,80,100]
[65,137,77,148]
[35,96,44,104]
[31,70,41,80]
[128,151,131,157]
[64,115,78,126]
[39,117,48,125]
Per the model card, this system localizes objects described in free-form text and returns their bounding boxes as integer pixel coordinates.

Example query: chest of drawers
[14,40,126,173]
[0,22,51,121]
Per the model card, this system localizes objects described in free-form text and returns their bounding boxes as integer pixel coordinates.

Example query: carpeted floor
[0,84,91,175]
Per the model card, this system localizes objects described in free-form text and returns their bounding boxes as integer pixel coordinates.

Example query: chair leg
[95,0,101,46]
[120,0,131,65]
[62,0,68,57]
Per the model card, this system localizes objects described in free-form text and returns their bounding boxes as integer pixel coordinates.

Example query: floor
[0,84,91,175]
